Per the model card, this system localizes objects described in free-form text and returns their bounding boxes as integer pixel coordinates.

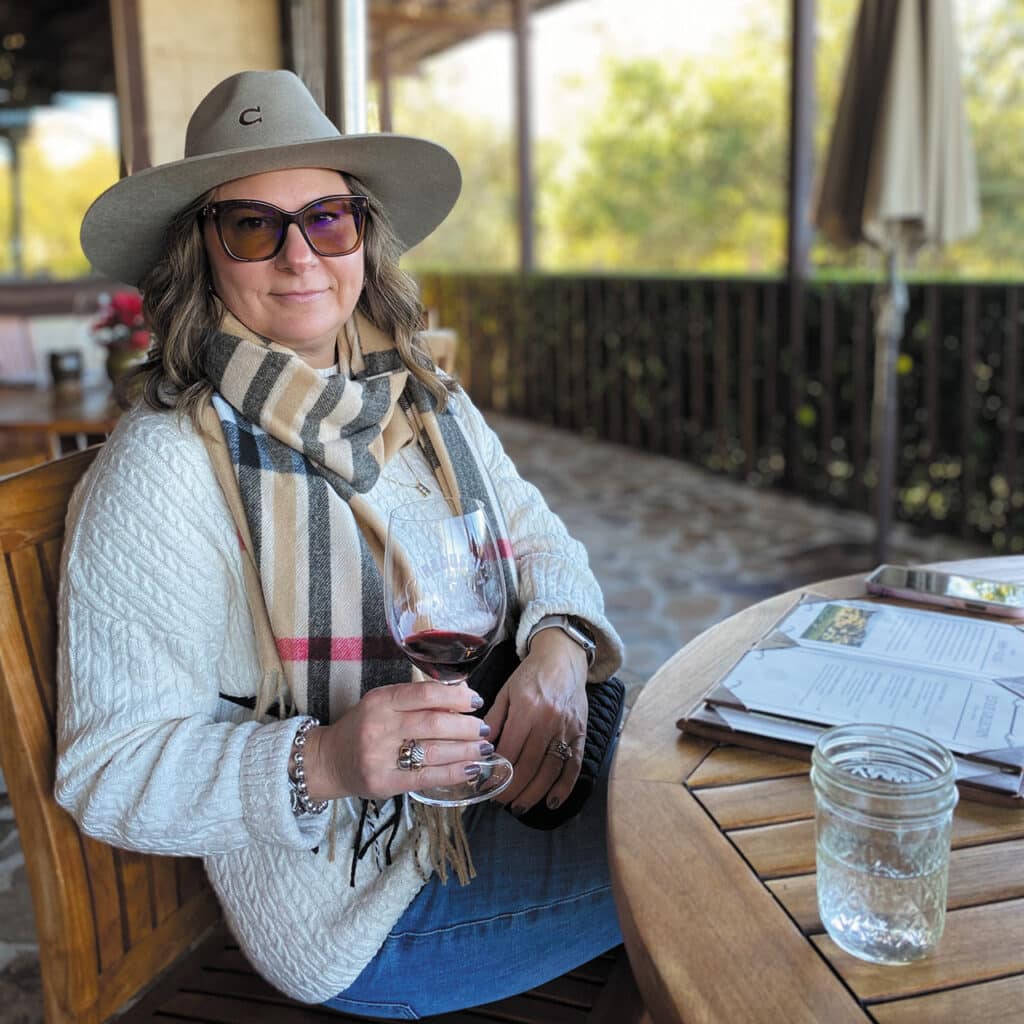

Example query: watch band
[527,614,597,667]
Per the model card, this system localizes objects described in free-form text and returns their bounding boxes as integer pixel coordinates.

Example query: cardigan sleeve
[449,394,624,681]
[54,409,329,856]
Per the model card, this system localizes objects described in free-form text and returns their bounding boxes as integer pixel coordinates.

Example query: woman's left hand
[483,628,589,815]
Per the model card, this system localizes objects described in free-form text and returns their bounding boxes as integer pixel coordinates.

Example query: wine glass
[384,495,514,806]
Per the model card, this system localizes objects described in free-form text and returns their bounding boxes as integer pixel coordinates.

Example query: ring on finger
[397,738,427,772]
[545,738,573,762]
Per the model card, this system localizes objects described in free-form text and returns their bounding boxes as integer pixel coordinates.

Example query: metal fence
[419,272,1024,552]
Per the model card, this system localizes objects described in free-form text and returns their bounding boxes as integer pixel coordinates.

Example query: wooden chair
[0,449,645,1023]
[0,448,219,1023]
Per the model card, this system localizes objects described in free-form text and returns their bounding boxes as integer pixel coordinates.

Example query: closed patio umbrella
[814,0,979,563]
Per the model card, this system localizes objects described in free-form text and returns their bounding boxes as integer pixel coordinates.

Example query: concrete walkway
[0,413,988,1020]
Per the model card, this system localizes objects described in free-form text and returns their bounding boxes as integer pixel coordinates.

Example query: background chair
[0,449,645,1023]
[0,316,38,384]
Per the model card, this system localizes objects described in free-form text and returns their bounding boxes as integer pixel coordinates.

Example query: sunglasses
[201,194,369,261]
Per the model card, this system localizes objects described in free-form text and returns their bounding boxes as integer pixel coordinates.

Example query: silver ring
[546,738,572,762]
[397,738,427,771]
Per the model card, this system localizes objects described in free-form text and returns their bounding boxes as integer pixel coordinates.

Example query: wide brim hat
[80,70,462,286]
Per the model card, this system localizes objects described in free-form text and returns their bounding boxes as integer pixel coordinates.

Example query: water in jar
[817,821,950,964]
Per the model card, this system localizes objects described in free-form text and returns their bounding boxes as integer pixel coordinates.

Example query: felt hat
[80,69,461,285]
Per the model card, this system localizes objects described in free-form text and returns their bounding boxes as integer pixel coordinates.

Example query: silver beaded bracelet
[288,717,329,817]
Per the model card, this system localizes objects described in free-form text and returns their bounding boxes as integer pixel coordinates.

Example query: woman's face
[203,167,364,368]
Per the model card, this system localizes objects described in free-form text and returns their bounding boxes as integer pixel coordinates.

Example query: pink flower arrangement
[91,291,151,352]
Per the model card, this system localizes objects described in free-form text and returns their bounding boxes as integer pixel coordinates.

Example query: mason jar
[810,723,958,965]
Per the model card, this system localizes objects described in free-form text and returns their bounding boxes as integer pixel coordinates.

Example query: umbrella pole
[871,245,908,565]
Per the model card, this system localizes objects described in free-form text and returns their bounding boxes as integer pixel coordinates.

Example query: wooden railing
[419,273,1024,552]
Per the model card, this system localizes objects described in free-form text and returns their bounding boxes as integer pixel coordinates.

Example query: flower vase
[105,347,147,386]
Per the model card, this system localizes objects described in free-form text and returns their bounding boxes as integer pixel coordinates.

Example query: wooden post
[787,0,815,282]
[325,0,367,132]
[325,0,341,125]
[0,128,25,276]
[377,26,393,132]
[108,0,151,174]
[513,0,534,272]
[785,0,815,489]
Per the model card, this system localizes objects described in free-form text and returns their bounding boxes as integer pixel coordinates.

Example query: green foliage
[951,0,1024,277]
[543,28,788,272]
[0,131,118,280]
[404,0,1022,280]
[21,140,119,278]
[389,79,519,271]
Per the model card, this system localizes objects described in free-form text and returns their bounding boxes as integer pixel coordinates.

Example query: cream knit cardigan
[55,395,623,1004]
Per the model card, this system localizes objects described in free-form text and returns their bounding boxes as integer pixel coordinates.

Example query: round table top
[607,565,1024,1024]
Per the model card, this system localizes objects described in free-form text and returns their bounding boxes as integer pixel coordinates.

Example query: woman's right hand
[298,681,491,802]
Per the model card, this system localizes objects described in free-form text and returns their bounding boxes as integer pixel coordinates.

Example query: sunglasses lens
[301,198,364,256]
[214,197,365,260]
[218,202,285,260]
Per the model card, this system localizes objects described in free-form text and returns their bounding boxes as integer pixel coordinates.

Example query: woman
[56,70,624,1016]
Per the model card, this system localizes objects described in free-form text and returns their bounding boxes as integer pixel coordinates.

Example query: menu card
[677,595,1024,806]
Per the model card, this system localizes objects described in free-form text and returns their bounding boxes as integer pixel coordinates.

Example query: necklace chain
[382,447,431,496]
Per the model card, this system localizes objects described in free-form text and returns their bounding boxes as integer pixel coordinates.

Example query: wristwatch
[526,614,597,667]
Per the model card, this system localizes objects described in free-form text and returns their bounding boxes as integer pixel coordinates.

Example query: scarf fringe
[418,804,476,886]
[328,800,341,863]
[255,668,288,721]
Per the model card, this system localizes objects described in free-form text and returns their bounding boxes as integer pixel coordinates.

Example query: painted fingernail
[547,796,561,810]
[478,722,491,737]
[479,742,495,756]
[469,691,484,709]
[464,763,482,778]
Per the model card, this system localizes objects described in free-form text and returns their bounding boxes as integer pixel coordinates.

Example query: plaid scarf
[201,309,518,882]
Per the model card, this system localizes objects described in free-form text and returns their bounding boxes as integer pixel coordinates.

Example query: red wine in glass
[384,496,514,806]
[400,629,490,682]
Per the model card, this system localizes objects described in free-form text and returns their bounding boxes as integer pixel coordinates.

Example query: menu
[678,595,1024,805]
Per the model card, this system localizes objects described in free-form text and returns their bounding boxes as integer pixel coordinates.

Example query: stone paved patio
[487,414,987,696]
[0,413,988,1021]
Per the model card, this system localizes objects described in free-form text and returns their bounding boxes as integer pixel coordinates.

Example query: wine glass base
[410,755,514,807]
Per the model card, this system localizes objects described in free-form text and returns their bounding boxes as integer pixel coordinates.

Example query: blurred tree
[390,80,521,271]
[21,138,118,278]
[542,0,1023,278]
[0,132,117,279]
[543,47,787,273]
[945,0,1024,277]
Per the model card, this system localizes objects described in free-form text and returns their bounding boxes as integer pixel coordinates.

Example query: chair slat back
[0,449,219,1024]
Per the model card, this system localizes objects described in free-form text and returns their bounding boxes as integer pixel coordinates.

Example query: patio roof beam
[372,10,511,31]
[371,23,484,74]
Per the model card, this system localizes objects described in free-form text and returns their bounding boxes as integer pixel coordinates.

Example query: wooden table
[608,571,1024,1024]
[0,381,119,467]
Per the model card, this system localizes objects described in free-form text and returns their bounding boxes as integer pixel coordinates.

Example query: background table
[0,381,118,470]
[609,569,1024,1023]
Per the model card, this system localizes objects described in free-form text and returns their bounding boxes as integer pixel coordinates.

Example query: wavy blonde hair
[132,173,456,426]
